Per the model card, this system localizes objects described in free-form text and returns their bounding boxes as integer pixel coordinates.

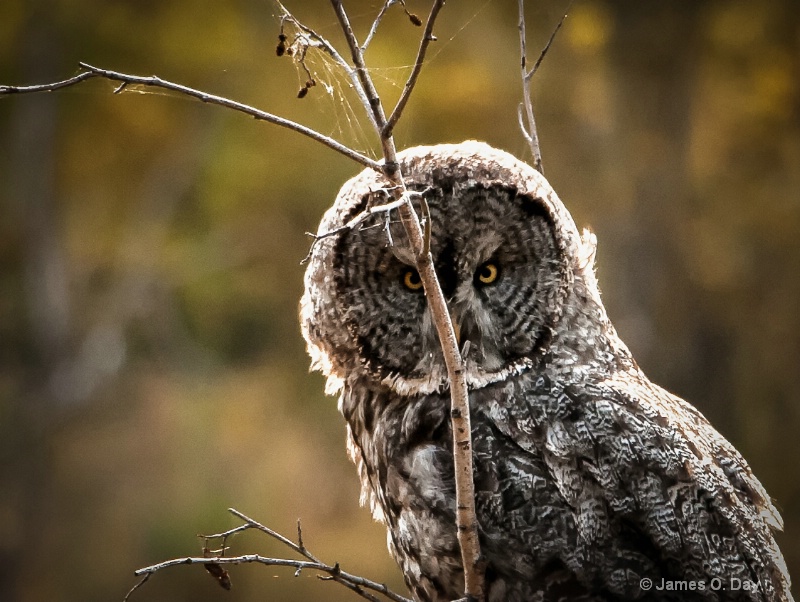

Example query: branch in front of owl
[327,6,484,597]
[301,187,433,264]
[124,507,413,602]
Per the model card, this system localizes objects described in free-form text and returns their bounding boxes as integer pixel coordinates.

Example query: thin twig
[518,0,543,173]
[362,0,396,52]
[383,0,446,137]
[226,508,412,602]
[525,3,571,80]
[276,1,351,72]
[186,555,378,602]
[330,0,389,133]
[0,63,381,171]
[518,0,571,174]
[231,508,412,602]
[122,574,151,602]
[362,0,422,53]
[226,508,308,557]
[0,70,96,94]
[199,523,250,539]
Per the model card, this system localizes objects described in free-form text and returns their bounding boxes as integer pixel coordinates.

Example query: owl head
[301,141,612,396]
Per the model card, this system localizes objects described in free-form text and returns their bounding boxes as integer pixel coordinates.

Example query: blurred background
[1,1,798,600]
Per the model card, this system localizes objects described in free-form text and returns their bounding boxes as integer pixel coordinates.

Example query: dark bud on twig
[276,33,287,57]
[297,78,316,99]
[201,536,232,590]
[398,0,422,26]
[204,563,232,590]
[296,518,305,551]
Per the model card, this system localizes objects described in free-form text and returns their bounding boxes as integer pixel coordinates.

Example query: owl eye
[402,269,424,291]
[476,262,499,285]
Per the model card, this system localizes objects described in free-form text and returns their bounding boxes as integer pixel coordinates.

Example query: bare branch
[518,0,571,174]
[127,508,412,602]
[226,509,412,602]
[362,0,396,52]
[330,0,388,132]
[518,0,543,173]
[122,574,151,602]
[0,70,96,94]
[226,508,308,557]
[0,63,381,171]
[198,523,250,540]
[524,3,570,81]
[362,0,422,53]
[383,0,446,138]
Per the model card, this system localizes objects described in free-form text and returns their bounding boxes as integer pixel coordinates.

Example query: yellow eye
[476,262,499,285]
[403,269,424,291]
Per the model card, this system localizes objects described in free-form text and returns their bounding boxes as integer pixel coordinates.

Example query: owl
[300,141,793,601]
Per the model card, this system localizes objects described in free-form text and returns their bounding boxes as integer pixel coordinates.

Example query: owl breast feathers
[300,141,793,601]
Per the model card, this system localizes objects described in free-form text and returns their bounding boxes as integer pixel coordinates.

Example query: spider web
[271,0,493,160]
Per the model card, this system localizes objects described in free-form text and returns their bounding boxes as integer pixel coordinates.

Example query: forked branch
[123,508,412,602]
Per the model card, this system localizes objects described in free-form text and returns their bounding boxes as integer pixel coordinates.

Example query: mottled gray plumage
[300,141,793,601]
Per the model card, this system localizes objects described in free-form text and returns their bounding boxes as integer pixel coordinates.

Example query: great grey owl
[300,141,792,601]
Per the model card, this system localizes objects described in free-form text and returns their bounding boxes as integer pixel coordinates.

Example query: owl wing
[474,373,793,601]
